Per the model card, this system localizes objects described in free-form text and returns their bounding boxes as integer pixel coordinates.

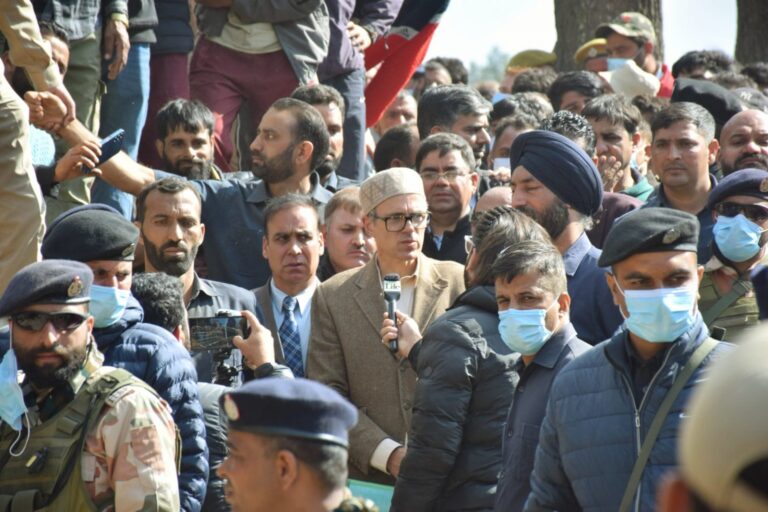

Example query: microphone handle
[386,299,398,352]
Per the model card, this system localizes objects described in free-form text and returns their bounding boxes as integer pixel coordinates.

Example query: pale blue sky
[426,0,737,73]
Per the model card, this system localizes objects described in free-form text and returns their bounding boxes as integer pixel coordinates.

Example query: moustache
[160,240,189,253]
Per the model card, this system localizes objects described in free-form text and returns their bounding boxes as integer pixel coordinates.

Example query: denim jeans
[323,67,367,182]
[93,42,151,218]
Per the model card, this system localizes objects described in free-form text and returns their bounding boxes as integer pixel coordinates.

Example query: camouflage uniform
[698,255,763,342]
[14,346,180,511]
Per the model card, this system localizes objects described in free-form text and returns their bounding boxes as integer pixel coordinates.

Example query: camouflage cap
[595,12,656,43]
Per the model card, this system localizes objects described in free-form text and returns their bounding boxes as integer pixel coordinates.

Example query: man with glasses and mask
[39,204,209,512]
[698,169,768,341]
[417,133,478,264]
[0,260,180,511]
[526,207,731,511]
[594,12,674,98]
[307,167,464,484]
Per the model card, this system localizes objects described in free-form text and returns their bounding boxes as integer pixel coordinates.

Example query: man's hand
[380,311,421,360]
[196,0,232,7]
[386,446,406,478]
[103,19,130,80]
[24,90,69,132]
[596,154,624,192]
[347,22,372,51]
[45,83,76,127]
[232,310,275,369]
[54,141,102,182]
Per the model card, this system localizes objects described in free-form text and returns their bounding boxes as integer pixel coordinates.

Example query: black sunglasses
[715,202,768,223]
[11,311,88,332]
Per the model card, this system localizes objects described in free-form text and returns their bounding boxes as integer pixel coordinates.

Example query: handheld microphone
[382,274,401,353]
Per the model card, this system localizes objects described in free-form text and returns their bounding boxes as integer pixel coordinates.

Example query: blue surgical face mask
[497,301,557,355]
[0,342,26,432]
[606,57,630,71]
[89,285,130,328]
[713,214,767,262]
[616,283,698,342]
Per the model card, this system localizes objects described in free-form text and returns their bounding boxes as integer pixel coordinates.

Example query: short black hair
[373,123,419,171]
[263,193,319,236]
[711,71,758,90]
[131,272,185,333]
[291,84,346,117]
[651,102,716,142]
[415,132,475,172]
[155,99,216,141]
[136,177,202,223]
[512,67,558,94]
[470,206,549,287]
[582,94,643,136]
[632,94,670,125]
[547,71,606,111]
[417,85,491,139]
[742,62,768,89]
[671,50,736,79]
[270,98,330,170]
[266,436,348,492]
[540,111,597,156]
[493,114,539,140]
[429,57,469,85]
[491,239,566,296]
[490,92,554,125]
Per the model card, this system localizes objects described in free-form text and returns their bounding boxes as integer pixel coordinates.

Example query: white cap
[680,326,768,511]
[600,60,660,98]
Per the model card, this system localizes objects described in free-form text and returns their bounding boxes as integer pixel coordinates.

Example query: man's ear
[429,125,445,135]
[294,141,314,166]
[631,131,642,151]
[557,291,571,315]
[275,449,300,491]
[155,139,164,159]
[606,272,623,310]
[262,234,269,260]
[134,221,143,241]
[707,138,720,165]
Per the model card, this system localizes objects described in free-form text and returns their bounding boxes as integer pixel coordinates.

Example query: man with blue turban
[510,130,623,344]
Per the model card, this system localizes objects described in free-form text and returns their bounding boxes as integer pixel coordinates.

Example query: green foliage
[468,46,512,83]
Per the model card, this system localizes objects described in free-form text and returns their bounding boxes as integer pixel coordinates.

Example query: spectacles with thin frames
[420,170,470,182]
[369,212,431,232]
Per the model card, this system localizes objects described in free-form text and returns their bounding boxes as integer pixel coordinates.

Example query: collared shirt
[622,176,654,202]
[154,170,333,289]
[564,233,624,345]
[187,273,263,385]
[269,278,318,366]
[423,214,472,265]
[374,257,419,317]
[494,323,591,512]
[643,174,717,263]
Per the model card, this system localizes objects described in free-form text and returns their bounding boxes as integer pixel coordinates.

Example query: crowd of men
[1,2,768,511]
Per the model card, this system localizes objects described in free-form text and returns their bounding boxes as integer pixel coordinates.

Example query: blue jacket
[94,297,209,512]
[525,315,730,512]
[153,0,194,55]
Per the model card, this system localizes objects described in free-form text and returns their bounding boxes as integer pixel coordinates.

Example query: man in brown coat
[307,167,465,484]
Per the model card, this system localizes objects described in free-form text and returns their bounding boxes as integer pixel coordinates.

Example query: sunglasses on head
[715,202,768,223]
[11,311,88,332]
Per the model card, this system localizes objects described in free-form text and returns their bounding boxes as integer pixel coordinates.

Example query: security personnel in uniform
[526,207,731,511]
[699,168,768,341]
[217,377,358,512]
[0,260,179,511]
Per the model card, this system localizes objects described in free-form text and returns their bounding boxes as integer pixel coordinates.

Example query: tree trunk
[553,0,663,71]
[735,0,768,64]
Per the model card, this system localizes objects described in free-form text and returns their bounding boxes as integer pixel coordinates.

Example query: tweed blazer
[307,254,465,482]
[254,282,286,365]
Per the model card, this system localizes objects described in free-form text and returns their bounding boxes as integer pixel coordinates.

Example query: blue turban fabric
[509,130,604,215]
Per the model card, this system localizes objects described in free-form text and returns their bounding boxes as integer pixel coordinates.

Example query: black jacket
[153,0,193,54]
[391,285,519,511]
[422,214,471,265]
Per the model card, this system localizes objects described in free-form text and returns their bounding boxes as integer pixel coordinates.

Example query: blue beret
[707,168,768,210]
[599,207,699,267]
[221,378,357,447]
[509,130,604,216]
[0,260,93,317]
[42,204,139,261]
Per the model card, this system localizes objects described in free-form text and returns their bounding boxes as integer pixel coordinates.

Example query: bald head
[475,186,512,216]
[718,109,768,176]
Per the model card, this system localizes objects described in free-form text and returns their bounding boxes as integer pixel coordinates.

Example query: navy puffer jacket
[525,315,731,512]
[94,297,208,512]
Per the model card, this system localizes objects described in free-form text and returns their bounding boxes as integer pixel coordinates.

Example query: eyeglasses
[464,235,475,255]
[11,311,88,332]
[714,202,768,223]
[370,212,431,232]
[420,170,470,183]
